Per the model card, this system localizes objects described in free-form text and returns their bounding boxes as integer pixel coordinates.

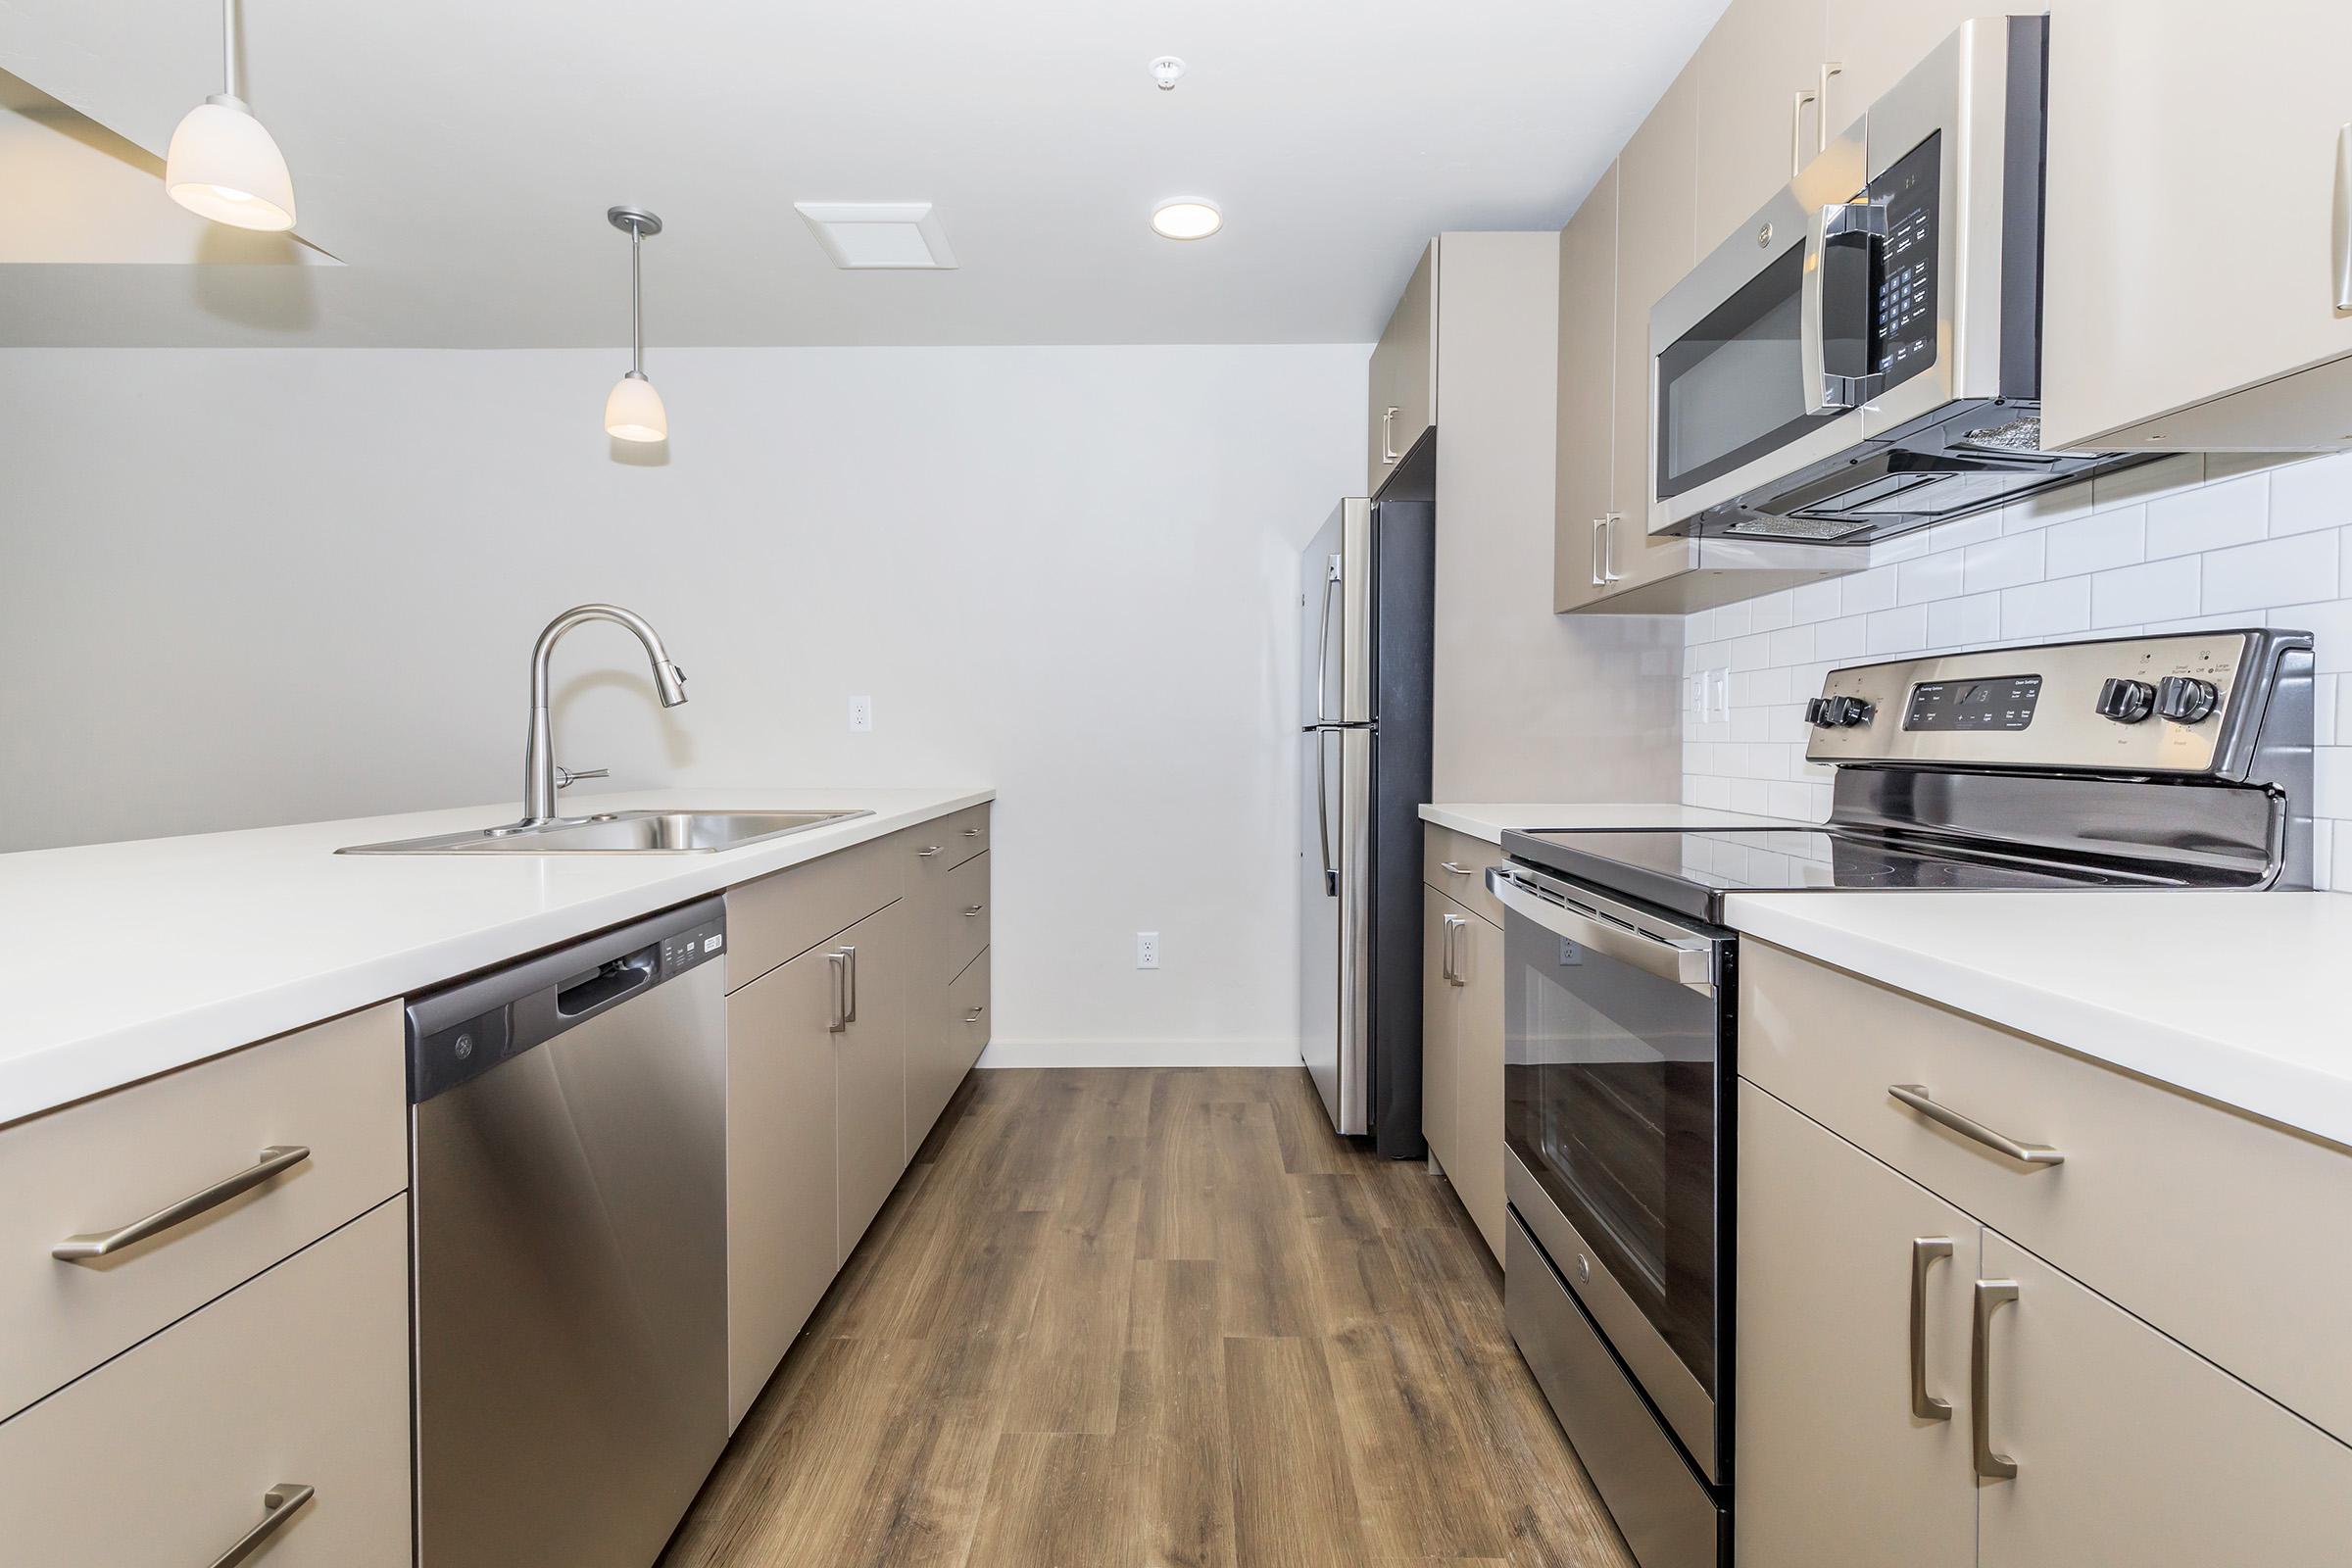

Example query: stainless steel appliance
[408,898,729,1568]
[1648,16,2145,546]
[1491,628,2315,1568]
[1298,437,1435,1154]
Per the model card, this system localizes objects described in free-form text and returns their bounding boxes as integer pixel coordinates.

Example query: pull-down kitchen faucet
[517,604,688,827]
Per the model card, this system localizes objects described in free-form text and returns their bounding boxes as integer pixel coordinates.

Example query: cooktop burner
[1499,827,2180,926]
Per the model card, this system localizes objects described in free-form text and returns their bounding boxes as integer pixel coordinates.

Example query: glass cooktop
[1499,827,2178,926]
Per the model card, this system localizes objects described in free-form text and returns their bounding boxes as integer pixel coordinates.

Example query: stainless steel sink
[337,808,872,856]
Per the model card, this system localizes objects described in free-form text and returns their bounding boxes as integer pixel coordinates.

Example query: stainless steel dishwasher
[407,897,728,1568]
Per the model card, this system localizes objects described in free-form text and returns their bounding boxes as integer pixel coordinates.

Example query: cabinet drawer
[0,1197,413,1567]
[725,833,900,992]
[945,852,991,980]
[1422,824,1504,927]
[934,804,991,868]
[0,1002,406,1422]
[949,951,991,1071]
[1741,940,2352,1445]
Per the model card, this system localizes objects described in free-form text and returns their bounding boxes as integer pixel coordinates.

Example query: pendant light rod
[222,0,241,102]
[607,205,663,378]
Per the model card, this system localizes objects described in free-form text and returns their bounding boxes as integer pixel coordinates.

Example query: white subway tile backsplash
[1682,462,2350,891]
[1840,564,1898,614]
[2203,531,2340,615]
[2146,473,2267,558]
[2089,557,2200,628]
[2001,576,2092,638]
[2270,453,2352,536]
[1927,591,2002,648]
[2043,505,2144,578]
[1963,532,2044,593]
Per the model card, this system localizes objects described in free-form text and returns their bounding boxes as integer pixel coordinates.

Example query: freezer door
[1299,499,1374,728]
[1303,725,1374,1134]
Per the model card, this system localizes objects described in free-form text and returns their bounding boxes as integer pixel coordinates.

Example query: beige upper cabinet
[2042,0,2352,449]
[1736,1083,1978,1568]
[1820,0,1996,146]
[1368,239,1440,489]
[1975,1231,2352,1567]
[1609,66,1705,593]
[1554,166,1620,614]
[1692,0,1829,250]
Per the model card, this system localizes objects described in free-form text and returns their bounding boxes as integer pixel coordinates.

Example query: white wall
[0,344,1367,1061]
[1681,453,2352,889]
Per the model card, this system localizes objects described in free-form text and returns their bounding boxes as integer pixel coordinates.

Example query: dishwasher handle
[405,895,727,1106]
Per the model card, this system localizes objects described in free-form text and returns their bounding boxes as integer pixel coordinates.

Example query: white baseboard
[974,1038,1301,1070]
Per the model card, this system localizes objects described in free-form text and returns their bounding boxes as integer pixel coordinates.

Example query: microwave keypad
[1869,131,1942,391]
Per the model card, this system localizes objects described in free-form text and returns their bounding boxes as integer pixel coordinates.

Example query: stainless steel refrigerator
[1298,439,1434,1156]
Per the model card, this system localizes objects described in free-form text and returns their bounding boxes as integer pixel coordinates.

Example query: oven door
[1492,864,1731,1482]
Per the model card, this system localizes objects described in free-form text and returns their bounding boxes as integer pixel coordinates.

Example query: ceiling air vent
[793,202,958,270]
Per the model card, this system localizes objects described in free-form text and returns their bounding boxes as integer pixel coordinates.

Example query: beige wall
[1429,230,1684,804]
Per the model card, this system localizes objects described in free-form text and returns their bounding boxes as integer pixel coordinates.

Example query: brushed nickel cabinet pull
[843,945,858,1025]
[1440,861,1474,876]
[961,826,983,838]
[1790,85,1820,176]
[1602,513,1624,582]
[206,1483,314,1568]
[1591,517,1607,587]
[1382,406,1402,465]
[2334,123,2351,312]
[964,1005,986,1022]
[1442,913,1467,986]
[52,1146,312,1263]
[1910,1238,1954,1421]
[828,952,849,1034]
[915,845,944,858]
[1973,1280,2019,1480]
[962,905,985,916]
[1816,62,1843,155]
[1888,1084,2063,1166]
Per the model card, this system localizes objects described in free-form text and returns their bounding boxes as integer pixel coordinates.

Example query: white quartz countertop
[0,787,992,1126]
[1727,890,2352,1151]
[1420,802,1808,844]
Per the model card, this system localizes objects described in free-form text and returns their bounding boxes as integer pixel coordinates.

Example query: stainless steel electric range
[1487,629,2316,1568]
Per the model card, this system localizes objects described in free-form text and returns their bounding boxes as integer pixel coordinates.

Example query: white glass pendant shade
[166,96,297,231]
[605,371,668,443]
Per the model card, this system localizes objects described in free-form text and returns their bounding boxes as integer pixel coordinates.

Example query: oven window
[1504,910,1722,1394]
[1655,244,1841,501]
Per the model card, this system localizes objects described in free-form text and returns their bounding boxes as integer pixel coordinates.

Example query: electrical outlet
[1136,932,1159,969]
[848,695,873,732]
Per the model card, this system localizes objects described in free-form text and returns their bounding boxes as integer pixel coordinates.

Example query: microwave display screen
[1904,674,2041,731]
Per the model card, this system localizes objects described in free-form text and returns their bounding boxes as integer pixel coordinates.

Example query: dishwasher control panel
[660,916,726,980]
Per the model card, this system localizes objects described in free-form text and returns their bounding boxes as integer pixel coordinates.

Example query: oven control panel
[1801,631,2306,778]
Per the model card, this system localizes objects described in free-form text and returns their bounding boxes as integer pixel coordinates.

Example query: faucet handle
[555,766,610,791]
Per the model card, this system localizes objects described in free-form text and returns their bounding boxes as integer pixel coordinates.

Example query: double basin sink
[338,808,871,856]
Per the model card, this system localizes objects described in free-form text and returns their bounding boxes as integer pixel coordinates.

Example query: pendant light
[604,206,669,444]
[165,0,297,231]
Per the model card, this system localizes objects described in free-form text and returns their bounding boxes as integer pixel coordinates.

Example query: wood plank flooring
[662,1067,1636,1568]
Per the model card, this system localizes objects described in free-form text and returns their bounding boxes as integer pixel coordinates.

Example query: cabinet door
[2041,0,2352,448]
[835,899,909,1259]
[1420,885,1460,1177]
[1448,908,1505,1262]
[725,942,840,1428]
[1977,1231,2352,1567]
[1736,1082,1978,1568]
[1610,70,1703,588]
[1370,239,1439,487]
[1691,0,1830,250]
[1553,166,1619,614]
[1820,0,1989,144]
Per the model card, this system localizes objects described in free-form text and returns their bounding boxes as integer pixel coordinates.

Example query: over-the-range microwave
[1647,15,2146,546]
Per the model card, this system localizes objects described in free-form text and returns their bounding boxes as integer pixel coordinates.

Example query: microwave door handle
[1801,201,1886,416]
[1486,868,1715,994]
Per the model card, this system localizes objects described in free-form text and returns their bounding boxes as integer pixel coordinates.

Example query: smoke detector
[1150,56,1186,91]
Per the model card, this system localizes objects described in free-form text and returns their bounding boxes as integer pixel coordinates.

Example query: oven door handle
[1487,867,1715,994]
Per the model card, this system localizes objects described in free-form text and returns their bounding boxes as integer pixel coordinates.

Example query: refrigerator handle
[1314,555,1340,725]
[1314,729,1337,897]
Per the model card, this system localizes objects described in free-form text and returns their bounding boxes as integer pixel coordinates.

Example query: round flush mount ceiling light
[166,0,296,230]
[1151,200,1222,241]
[603,205,669,443]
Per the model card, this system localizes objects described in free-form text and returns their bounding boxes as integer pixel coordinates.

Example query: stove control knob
[1816,695,1871,728]
[2094,677,2155,724]
[1804,697,1831,727]
[2155,675,2220,724]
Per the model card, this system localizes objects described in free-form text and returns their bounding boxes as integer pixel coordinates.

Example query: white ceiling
[0,0,1724,348]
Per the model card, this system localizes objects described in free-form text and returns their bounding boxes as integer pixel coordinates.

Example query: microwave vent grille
[1956,415,2047,455]
[1724,514,1876,540]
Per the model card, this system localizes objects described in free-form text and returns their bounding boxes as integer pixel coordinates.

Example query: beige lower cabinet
[1975,1231,2352,1567]
[1736,1082,1977,1568]
[0,1197,412,1567]
[724,939,843,1429]
[833,898,910,1259]
[1422,874,1504,1261]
